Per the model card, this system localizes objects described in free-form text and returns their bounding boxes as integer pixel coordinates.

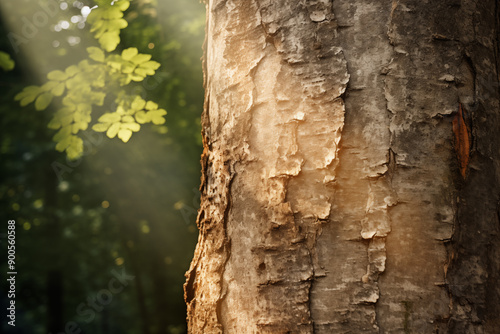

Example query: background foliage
[0,0,205,333]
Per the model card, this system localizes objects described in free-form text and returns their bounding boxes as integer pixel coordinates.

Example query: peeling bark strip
[453,104,471,179]
[186,0,500,333]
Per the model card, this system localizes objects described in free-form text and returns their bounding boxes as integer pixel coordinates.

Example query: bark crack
[370,3,399,332]
[215,162,235,333]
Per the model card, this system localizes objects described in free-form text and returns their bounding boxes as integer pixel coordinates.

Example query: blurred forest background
[0,0,205,333]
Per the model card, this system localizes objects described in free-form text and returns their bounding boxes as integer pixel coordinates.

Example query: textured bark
[185,0,500,333]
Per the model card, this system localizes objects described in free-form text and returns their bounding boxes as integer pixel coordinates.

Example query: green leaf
[141,61,161,71]
[99,32,120,52]
[134,68,150,77]
[78,59,91,70]
[72,112,83,123]
[131,96,146,110]
[135,111,150,124]
[151,117,166,125]
[58,107,74,115]
[116,105,127,115]
[65,77,79,91]
[88,47,105,62]
[148,109,167,125]
[112,18,128,30]
[122,48,138,61]
[121,122,140,132]
[65,65,80,77]
[98,113,121,123]
[121,115,135,123]
[87,8,103,23]
[115,0,130,11]
[74,113,83,123]
[92,123,111,132]
[131,54,152,65]
[47,118,62,130]
[102,7,124,19]
[136,61,160,76]
[0,51,15,71]
[61,114,74,127]
[76,103,92,115]
[145,101,158,110]
[117,129,132,142]
[15,85,42,102]
[53,126,72,142]
[52,83,66,97]
[121,63,135,74]
[35,92,53,111]
[66,136,83,160]
[106,122,120,138]
[149,109,167,117]
[41,81,59,91]
[20,97,34,107]
[72,122,88,134]
[47,70,68,82]
[129,73,144,82]
[62,97,75,108]
[89,18,104,33]
[107,58,123,71]
[119,76,131,86]
[91,75,106,88]
[55,136,72,152]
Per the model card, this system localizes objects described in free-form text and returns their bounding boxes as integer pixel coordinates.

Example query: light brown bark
[185,0,500,333]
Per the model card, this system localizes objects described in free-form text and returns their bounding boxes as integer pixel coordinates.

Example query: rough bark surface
[184,0,500,333]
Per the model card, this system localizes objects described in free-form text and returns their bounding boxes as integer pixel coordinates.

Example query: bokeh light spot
[33,199,43,209]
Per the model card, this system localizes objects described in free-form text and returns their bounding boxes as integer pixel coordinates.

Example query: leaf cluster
[14,0,165,159]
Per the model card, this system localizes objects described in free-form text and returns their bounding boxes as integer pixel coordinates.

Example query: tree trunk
[185,0,500,333]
